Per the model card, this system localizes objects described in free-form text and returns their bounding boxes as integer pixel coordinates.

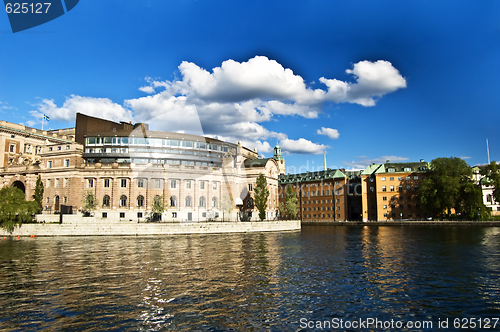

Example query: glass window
[170,140,178,147]
[119,195,127,207]
[104,137,112,144]
[185,196,192,207]
[103,195,110,207]
[137,179,145,188]
[87,137,96,144]
[212,197,217,208]
[185,141,193,148]
[170,196,177,207]
[199,196,206,207]
[137,195,144,207]
[186,180,191,189]
[200,181,205,189]
[213,182,217,190]
[121,179,127,187]
[170,179,176,188]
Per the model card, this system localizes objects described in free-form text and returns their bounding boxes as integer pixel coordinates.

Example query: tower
[273,143,286,175]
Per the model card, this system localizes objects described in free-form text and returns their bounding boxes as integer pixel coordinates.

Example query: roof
[378,161,429,173]
[244,158,272,168]
[278,168,351,184]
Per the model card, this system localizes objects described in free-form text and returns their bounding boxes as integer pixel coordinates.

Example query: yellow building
[360,160,429,221]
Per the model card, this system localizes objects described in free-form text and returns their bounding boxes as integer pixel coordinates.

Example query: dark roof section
[380,161,429,173]
[279,168,361,184]
[244,158,272,168]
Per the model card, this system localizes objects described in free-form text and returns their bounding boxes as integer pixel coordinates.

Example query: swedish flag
[43,114,50,121]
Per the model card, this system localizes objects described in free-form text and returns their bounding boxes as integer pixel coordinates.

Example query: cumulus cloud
[31,56,405,156]
[343,155,409,169]
[33,95,133,123]
[317,127,340,139]
[279,138,328,155]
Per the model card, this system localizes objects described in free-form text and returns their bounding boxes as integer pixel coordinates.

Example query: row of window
[303,214,341,219]
[47,159,70,168]
[381,176,419,181]
[87,178,219,190]
[286,182,342,188]
[370,185,419,192]
[303,206,341,211]
[382,196,417,201]
[382,204,420,209]
[100,194,219,208]
[86,137,232,152]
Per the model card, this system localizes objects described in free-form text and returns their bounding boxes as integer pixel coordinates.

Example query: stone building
[0,113,283,222]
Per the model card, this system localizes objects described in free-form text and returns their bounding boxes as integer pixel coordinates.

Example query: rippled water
[1,226,500,331]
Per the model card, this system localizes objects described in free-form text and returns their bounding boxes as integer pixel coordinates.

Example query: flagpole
[487,138,491,164]
[42,116,44,131]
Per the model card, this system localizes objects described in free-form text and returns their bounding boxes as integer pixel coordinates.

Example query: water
[1,226,500,331]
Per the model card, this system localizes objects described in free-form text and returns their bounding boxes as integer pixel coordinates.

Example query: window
[414,176,419,180]
[137,179,144,188]
[185,196,192,207]
[137,212,143,218]
[104,179,110,187]
[404,168,412,172]
[186,180,191,189]
[172,212,177,218]
[381,177,386,181]
[248,184,253,191]
[390,177,394,181]
[199,196,206,207]
[383,197,387,201]
[399,185,403,192]
[47,161,52,168]
[121,179,127,188]
[88,179,94,188]
[370,187,374,192]
[47,179,51,188]
[398,177,403,181]
[388,168,396,172]
[212,197,217,208]
[154,179,162,189]
[170,195,177,207]
[487,195,493,203]
[137,195,144,207]
[200,181,205,189]
[63,197,67,203]
[383,205,387,209]
[119,195,127,207]
[213,182,217,190]
[336,206,340,211]
[102,212,107,218]
[64,159,70,167]
[64,178,68,187]
[120,212,125,218]
[170,179,176,189]
[382,186,387,192]
[103,195,110,207]
[390,185,395,192]
[9,144,15,153]
[336,199,340,203]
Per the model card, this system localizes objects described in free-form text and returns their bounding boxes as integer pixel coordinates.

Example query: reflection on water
[0,226,499,331]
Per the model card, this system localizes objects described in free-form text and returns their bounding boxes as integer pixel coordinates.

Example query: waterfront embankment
[302,220,500,226]
[0,218,301,236]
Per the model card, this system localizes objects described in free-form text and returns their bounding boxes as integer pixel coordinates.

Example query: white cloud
[317,127,340,139]
[279,138,328,155]
[343,155,409,169]
[34,95,133,123]
[31,56,405,156]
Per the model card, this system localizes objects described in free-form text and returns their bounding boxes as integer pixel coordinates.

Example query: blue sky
[1,1,499,173]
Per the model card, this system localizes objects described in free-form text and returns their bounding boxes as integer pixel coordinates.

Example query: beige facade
[0,114,283,222]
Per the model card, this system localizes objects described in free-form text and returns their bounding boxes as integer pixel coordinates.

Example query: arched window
[119,195,127,207]
[212,197,218,208]
[103,195,110,207]
[199,196,206,207]
[137,195,144,207]
[185,196,192,207]
[170,195,177,207]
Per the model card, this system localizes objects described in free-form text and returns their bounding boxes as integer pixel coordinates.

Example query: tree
[278,202,286,220]
[82,191,98,216]
[33,175,44,214]
[220,194,233,221]
[0,187,38,232]
[285,185,298,219]
[151,195,165,221]
[481,161,500,203]
[254,173,269,221]
[419,157,477,218]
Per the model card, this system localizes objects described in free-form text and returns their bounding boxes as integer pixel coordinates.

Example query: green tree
[33,175,44,213]
[151,195,165,221]
[0,187,38,232]
[480,161,500,203]
[220,194,233,221]
[254,173,269,221]
[82,191,98,217]
[419,157,476,218]
[278,201,286,220]
[285,185,298,219]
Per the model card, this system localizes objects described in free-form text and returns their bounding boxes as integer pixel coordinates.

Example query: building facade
[0,114,283,222]
[360,160,429,221]
[278,169,362,221]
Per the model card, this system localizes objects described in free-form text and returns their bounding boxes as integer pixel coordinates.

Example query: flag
[43,114,50,121]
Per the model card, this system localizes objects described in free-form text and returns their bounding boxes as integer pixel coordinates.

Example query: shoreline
[302,220,500,227]
[0,220,301,237]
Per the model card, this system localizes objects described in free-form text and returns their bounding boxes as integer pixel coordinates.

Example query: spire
[274,142,283,161]
[324,151,327,170]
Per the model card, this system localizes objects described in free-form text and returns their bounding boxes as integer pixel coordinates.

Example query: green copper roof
[278,168,352,184]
